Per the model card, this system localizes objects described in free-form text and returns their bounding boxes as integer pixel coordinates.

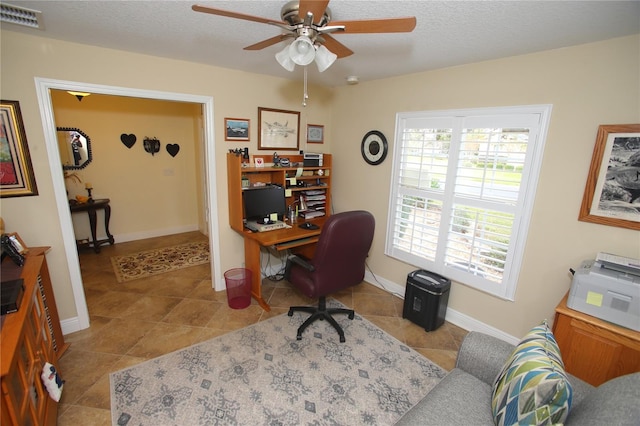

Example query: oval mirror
[57,127,92,170]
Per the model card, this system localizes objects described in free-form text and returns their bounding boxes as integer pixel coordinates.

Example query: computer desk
[241,217,326,311]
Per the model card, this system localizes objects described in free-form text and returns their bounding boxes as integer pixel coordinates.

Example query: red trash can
[224,268,252,309]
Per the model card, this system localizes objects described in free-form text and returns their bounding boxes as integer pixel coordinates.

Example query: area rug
[110,300,446,425]
[111,241,209,282]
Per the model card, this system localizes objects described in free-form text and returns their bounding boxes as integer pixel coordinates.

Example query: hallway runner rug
[111,241,209,282]
[110,300,446,425]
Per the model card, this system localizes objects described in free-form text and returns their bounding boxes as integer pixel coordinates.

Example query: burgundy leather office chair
[285,210,375,342]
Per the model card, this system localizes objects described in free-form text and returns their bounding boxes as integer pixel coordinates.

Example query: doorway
[35,78,222,334]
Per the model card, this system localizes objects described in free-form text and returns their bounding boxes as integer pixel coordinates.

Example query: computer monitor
[243,185,286,223]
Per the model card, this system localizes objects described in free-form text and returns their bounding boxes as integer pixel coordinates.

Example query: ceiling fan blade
[298,0,330,24]
[322,34,354,58]
[192,4,284,26]
[244,34,292,51]
[331,17,417,33]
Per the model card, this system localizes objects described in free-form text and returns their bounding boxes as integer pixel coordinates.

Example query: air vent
[0,3,43,29]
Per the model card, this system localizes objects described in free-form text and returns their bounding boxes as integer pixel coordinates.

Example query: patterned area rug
[111,241,209,282]
[110,300,446,425]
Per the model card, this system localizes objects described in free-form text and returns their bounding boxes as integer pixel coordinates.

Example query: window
[386,105,552,300]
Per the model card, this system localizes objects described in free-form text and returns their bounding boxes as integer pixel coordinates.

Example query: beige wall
[330,35,640,338]
[51,91,202,240]
[0,30,333,321]
[1,28,638,339]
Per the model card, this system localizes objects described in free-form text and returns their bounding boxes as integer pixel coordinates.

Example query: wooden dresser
[553,292,640,386]
[1,247,68,426]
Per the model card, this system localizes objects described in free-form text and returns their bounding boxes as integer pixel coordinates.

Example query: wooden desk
[70,198,115,253]
[553,292,640,386]
[241,217,326,311]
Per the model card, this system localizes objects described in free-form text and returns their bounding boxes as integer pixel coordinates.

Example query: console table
[70,198,115,253]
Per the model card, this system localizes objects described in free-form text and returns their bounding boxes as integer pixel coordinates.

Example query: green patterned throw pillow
[491,322,573,426]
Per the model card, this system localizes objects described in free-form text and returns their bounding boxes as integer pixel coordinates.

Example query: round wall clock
[361,130,388,165]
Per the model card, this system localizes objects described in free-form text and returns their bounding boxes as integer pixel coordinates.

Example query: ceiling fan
[192,0,417,73]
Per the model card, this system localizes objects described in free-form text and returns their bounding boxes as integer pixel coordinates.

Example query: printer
[568,252,640,331]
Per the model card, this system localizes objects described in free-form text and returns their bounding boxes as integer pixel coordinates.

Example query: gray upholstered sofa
[397,331,640,425]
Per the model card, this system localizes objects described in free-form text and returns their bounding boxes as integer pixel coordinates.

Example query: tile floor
[57,231,467,425]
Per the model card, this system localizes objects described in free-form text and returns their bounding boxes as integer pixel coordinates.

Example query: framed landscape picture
[579,123,640,230]
[224,118,250,141]
[0,100,38,198]
[258,107,300,150]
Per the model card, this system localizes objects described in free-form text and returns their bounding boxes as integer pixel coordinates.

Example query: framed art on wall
[0,100,38,198]
[258,107,300,150]
[307,124,324,144]
[224,118,250,141]
[578,123,640,230]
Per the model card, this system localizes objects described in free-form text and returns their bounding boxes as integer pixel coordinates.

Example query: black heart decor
[120,134,137,149]
[166,144,180,157]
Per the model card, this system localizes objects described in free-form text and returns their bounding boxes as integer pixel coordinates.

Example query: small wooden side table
[70,198,115,253]
[553,292,640,386]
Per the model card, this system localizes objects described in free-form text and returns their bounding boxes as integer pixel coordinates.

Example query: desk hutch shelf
[226,153,332,231]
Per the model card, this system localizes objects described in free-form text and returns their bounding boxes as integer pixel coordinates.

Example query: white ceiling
[3,1,639,87]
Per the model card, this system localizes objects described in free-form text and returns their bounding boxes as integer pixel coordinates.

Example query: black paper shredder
[403,269,451,331]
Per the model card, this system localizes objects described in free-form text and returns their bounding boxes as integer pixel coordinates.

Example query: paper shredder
[403,269,451,331]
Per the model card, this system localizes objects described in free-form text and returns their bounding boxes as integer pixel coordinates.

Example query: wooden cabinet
[1,247,68,426]
[227,153,332,232]
[553,292,640,386]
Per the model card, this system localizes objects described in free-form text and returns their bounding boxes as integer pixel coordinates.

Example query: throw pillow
[491,322,573,426]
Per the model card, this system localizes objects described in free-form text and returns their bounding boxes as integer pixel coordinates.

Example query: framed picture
[0,100,38,198]
[307,124,324,144]
[224,118,250,141]
[258,107,300,150]
[579,123,640,230]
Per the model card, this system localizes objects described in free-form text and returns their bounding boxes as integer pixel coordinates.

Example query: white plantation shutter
[386,105,552,299]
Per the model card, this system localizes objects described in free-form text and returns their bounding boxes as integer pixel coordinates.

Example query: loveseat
[397,331,640,425]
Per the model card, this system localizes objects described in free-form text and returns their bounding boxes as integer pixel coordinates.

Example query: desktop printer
[303,152,323,167]
[568,253,640,331]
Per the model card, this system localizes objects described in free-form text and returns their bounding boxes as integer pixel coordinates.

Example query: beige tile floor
[57,231,467,425]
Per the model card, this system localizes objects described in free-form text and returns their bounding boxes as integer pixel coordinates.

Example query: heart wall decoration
[120,134,137,148]
[166,144,180,157]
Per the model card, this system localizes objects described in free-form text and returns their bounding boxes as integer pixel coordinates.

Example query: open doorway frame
[35,78,223,334]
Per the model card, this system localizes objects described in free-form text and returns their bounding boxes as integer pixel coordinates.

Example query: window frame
[385,105,552,300]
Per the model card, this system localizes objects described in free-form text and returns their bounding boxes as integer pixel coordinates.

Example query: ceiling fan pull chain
[303,66,309,107]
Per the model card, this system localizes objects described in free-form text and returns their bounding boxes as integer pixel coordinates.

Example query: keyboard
[245,220,290,232]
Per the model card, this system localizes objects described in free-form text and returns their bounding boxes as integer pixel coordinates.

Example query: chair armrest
[455,331,515,385]
[285,254,316,279]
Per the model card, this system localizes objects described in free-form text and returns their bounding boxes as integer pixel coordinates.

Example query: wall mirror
[57,127,92,170]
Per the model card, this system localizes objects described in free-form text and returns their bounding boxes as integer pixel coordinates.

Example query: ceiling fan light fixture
[275,45,295,71]
[288,36,315,66]
[315,44,337,72]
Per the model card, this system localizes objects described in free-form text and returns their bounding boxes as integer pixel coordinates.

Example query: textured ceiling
[3,1,639,87]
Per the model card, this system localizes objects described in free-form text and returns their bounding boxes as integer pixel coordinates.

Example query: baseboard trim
[364,270,519,345]
[61,317,82,335]
[114,224,200,244]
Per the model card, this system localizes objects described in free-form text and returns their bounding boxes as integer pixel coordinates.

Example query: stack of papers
[300,189,326,218]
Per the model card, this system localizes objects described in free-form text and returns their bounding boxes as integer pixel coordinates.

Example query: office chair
[285,210,375,342]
